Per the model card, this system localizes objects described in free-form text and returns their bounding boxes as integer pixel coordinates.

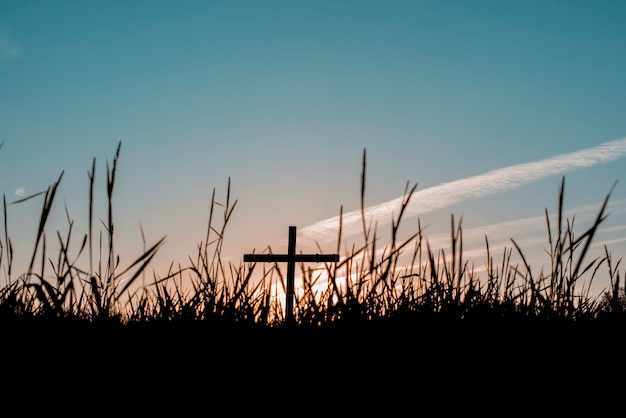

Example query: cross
[243,226,339,323]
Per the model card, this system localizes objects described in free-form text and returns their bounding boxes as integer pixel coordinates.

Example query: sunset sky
[1,1,625,297]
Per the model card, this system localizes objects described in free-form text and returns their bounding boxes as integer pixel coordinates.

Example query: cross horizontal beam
[243,254,339,263]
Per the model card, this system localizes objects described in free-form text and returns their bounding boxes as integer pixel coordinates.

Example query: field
[2,143,625,397]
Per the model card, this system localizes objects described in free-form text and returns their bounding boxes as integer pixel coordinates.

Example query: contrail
[300,137,626,243]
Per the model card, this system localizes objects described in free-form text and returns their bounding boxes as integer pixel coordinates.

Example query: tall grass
[0,143,624,330]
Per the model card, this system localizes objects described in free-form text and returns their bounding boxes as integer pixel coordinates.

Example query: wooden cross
[243,226,339,323]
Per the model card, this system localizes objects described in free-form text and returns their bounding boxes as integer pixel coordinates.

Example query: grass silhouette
[1,143,625,377]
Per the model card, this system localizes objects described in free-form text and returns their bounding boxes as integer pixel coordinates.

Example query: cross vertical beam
[243,226,340,323]
[285,226,297,322]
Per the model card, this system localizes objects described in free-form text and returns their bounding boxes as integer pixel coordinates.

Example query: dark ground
[3,315,624,413]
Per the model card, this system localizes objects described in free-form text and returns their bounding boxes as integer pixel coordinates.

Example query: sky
[1,0,625,298]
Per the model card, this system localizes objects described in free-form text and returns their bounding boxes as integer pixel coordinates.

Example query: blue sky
[1,1,625,296]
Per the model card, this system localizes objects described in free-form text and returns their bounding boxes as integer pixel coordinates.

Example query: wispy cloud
[300,137,626,244]
[0,24,21,62]
[355,197,626,268]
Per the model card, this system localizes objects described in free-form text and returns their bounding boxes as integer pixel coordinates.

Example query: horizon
[1,138,624,301]
[1,1,625,298]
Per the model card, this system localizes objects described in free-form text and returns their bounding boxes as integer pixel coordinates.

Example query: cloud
[359,197,626,268]
[300,137,626,244]
[14,187,25,197]
[0,25,21,62]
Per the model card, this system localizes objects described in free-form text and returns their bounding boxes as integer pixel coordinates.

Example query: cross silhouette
[243,226,339,323]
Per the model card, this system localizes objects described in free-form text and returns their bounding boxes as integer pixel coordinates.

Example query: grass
[3,142,626,410]
[1,142,625,357]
